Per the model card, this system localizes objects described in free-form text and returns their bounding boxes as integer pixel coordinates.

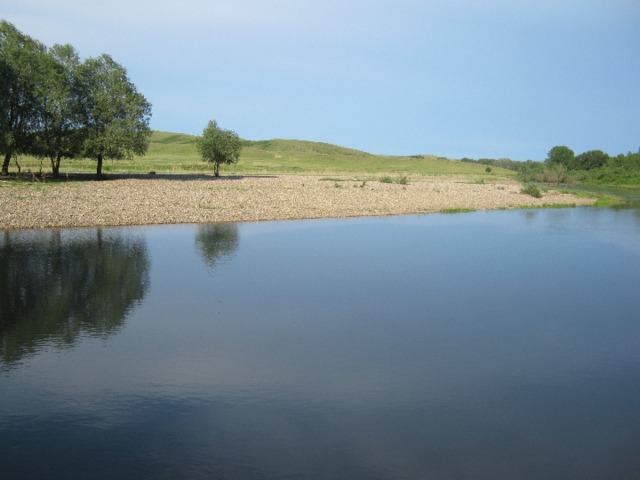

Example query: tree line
[462,146,640,185]
[0,20,152,177]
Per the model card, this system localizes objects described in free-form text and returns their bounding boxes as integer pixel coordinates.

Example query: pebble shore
[0,174,595,230]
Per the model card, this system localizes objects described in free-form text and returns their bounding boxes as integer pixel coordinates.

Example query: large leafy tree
[35,44,84,177]
[545,145,576,170]
[196,120,242,177]
[79,54,152,177]
[0,20,47,175]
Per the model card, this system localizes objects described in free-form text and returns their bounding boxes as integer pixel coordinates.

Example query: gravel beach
[0,174,595,230]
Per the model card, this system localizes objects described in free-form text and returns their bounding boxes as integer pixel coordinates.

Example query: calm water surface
[1,208,640,479]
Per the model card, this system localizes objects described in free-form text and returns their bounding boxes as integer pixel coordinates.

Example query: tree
[545,145,575,169]
[574,150,609,171]
[196,120,241,176]
[0,21,47,175]
[79,54,152,177]
[35,44,84,177]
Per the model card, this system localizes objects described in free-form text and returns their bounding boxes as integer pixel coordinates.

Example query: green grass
[440,208,476,214]
[553,187,630,208]
[3,131,519,179]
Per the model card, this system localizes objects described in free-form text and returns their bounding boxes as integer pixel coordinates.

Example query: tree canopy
[196,120,241,177]
[545,145,575,169]
[80,54,152,177]
[0,20,47,175]
[35,43,84,176]
[0,20,151,177]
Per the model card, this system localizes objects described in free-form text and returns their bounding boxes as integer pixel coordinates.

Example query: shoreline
[0,175,596,230]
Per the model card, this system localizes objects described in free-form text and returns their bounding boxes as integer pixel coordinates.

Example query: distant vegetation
[461,146,640,187]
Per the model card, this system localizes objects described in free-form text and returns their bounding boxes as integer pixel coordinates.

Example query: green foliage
[0,20,47,175]
[35,43,85,177]
[0,20,152,178]
[582,153,640,185]
[521,184,542,198]
[520,164,576,185]
[575,150,609,170]
[80,54,152,177]
[546,146,575,169]
[197,120,242,177]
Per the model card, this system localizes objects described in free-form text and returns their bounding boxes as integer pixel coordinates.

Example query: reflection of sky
[2,209,640,478]
[4,209,640,403]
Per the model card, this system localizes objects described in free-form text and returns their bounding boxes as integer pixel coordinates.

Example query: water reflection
[0,229,150,368]
[1,210,639,479]
[194,223,239,269]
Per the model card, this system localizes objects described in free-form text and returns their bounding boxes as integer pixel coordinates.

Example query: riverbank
[0,174,596,230]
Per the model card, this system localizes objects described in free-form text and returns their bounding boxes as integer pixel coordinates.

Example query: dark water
[1,208,640,479]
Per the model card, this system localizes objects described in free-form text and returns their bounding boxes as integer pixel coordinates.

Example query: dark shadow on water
[0,229,150,369]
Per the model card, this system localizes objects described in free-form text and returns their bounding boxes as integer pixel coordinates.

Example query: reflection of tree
[0,229,150,368]
[195,224,239,269]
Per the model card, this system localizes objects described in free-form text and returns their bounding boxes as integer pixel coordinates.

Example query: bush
[380,175,409,185]
[522,184,542,198]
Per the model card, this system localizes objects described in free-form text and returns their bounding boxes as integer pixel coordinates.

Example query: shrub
[522,184,542,198]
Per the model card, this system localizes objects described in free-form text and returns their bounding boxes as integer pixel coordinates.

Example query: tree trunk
[97,154,103,178]
[214,162,220,177]
[51,156,61,178]
[2,151,12,176]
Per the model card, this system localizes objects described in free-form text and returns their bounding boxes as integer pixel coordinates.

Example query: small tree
[197,120,241,177]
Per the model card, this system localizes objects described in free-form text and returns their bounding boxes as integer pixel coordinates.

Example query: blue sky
[2,0,638,160]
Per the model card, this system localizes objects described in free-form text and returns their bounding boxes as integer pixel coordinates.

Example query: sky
[1,0,639,160]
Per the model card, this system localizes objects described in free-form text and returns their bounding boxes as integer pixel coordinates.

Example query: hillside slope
[148,131,512,177]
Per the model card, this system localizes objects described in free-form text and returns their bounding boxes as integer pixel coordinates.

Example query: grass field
[7,131,517,180]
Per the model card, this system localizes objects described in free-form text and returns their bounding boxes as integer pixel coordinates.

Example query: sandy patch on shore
[0,175,595,230]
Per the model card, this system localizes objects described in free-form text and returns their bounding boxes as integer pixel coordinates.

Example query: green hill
[9,130,516,178]
[145,132,513,177]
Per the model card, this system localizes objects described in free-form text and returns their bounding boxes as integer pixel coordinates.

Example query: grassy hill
[12,131,516,178]
[146,131,514,178]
